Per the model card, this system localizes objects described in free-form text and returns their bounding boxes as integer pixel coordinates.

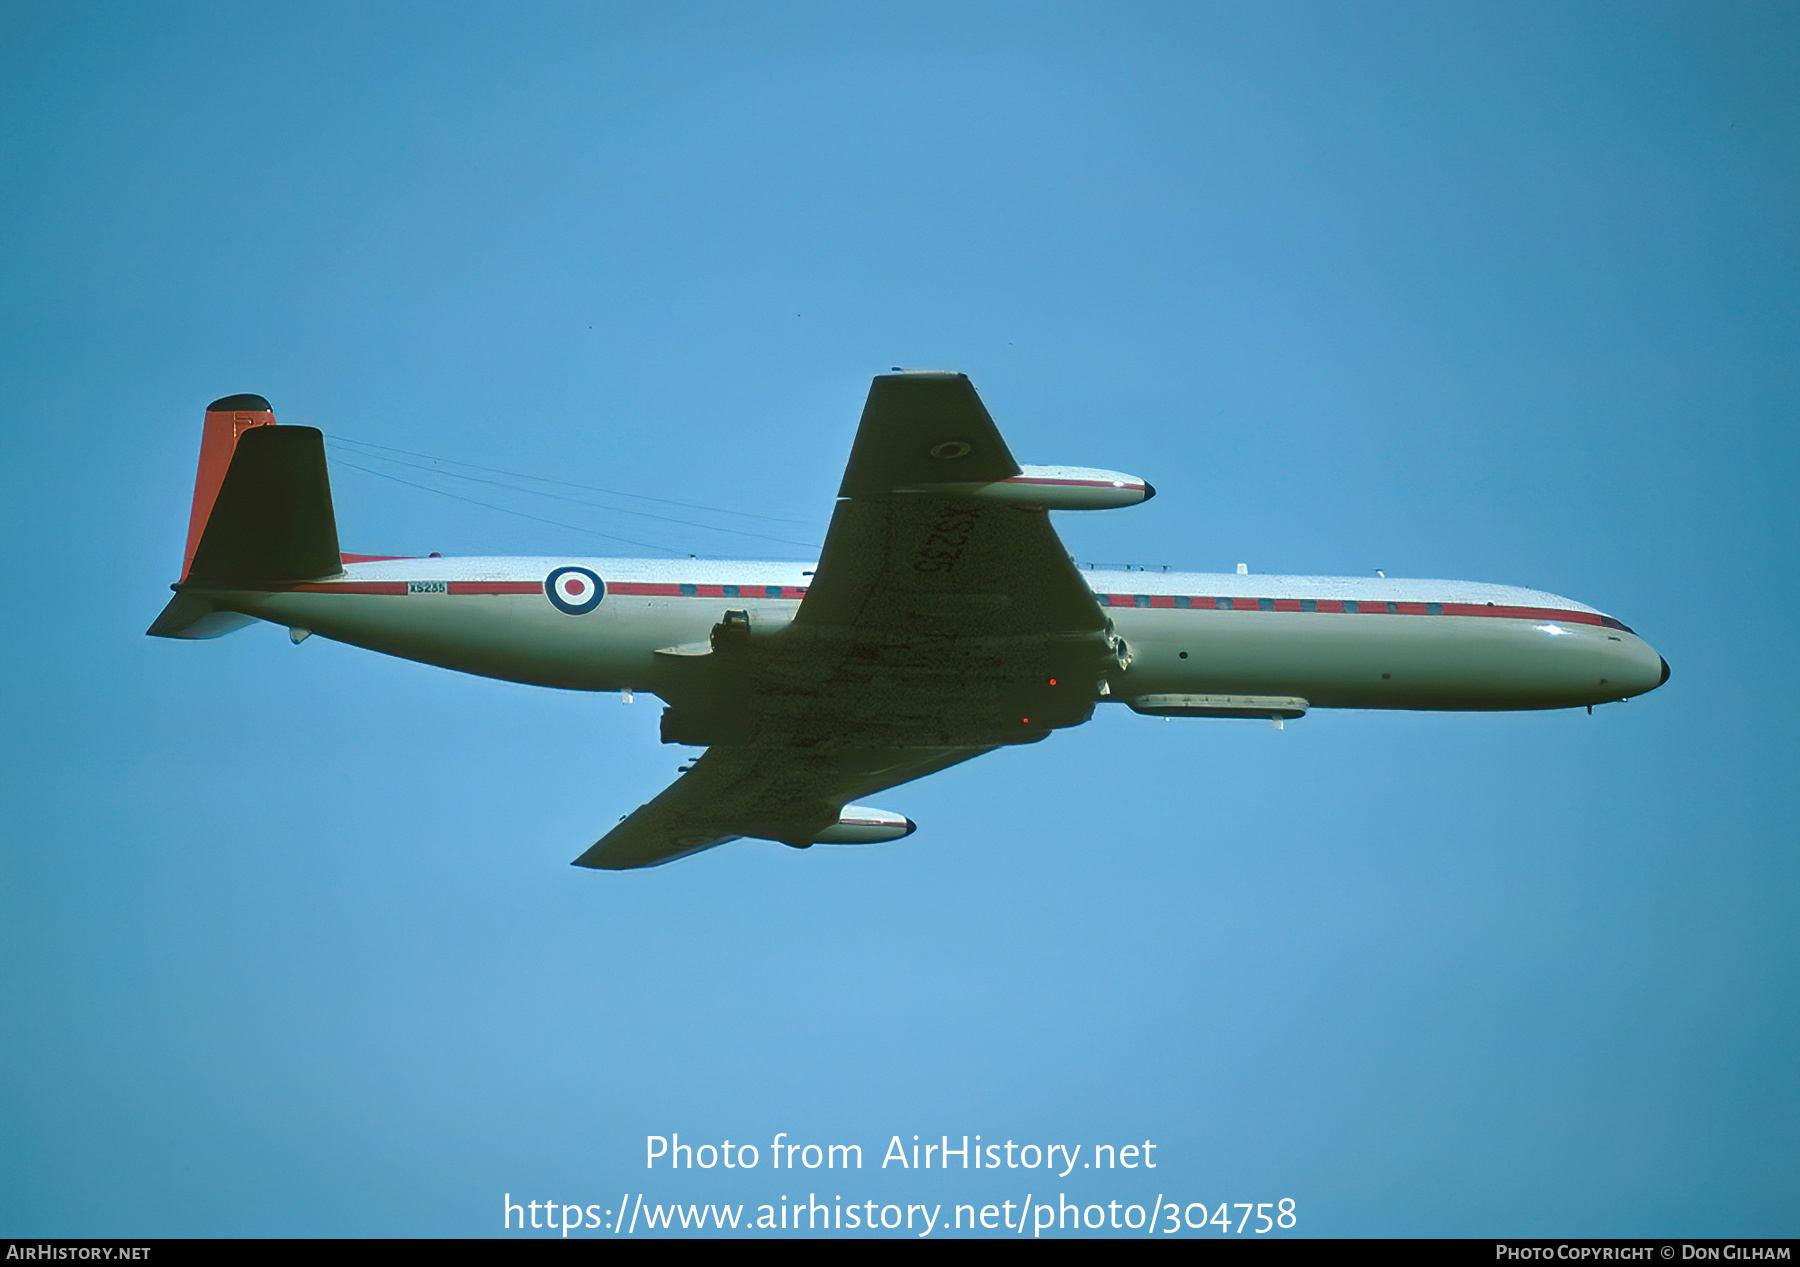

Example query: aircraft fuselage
[195,554,1667,715]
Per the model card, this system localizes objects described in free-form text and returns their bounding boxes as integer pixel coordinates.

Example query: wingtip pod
[950,465,1155,511]
[811,805,916,845]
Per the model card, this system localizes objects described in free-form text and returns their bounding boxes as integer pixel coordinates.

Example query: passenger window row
[662,585,1456,613]
[676,584,788,598]
[1114,594,1447,615]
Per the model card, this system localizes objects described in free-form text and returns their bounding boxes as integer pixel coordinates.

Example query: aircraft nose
[1617,639,1668,698]
[1598,629,1667,700]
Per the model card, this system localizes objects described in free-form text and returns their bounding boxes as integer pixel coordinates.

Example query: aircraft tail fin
[176,394,343,589]
[179,394,277,581]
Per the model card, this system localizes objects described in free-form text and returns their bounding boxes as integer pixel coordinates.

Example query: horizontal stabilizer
[146,592,258,639]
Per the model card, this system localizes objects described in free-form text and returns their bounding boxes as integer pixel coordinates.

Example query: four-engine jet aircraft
[150,372,1669,869]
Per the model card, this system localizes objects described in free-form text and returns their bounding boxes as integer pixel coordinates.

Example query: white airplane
[150,372,1669,869]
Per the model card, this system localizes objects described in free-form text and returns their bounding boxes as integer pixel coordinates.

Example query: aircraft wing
[808,371,1102,635]
[777,372,1111,739]
[576,372,1111,870]
[572,745,991,869]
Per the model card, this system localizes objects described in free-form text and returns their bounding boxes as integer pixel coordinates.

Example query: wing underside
[573,745,990,869]
[578,372,1112,870]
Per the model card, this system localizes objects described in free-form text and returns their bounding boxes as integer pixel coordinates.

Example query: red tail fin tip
[181,394,276,582]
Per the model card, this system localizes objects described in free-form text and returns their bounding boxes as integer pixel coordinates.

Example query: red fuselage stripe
[1097,594,1602,624]
[284,581,408,594]
[259,580,1606,624]
[271,580,812,598]
[451,582,541,595]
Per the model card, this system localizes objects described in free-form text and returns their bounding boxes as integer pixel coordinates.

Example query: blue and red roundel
[545,566,605,615]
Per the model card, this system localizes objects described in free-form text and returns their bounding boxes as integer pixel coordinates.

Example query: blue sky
[3,1,1795,1237]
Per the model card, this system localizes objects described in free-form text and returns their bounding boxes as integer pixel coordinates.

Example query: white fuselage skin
[200,556,1668,713]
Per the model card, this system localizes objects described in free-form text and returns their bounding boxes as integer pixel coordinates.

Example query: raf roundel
[545,565,605,615]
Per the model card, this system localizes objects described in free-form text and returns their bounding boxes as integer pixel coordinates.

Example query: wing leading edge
[578,372,1112,870]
